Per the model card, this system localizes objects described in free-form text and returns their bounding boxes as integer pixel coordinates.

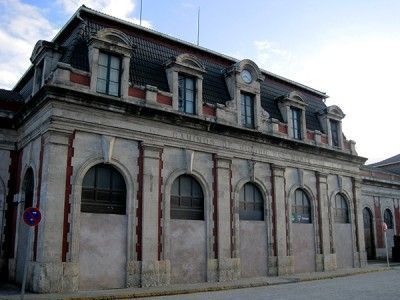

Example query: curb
[0,266,394,300]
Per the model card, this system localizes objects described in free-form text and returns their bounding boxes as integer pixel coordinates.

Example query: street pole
[384,230,390,268]
[20,226,33,300]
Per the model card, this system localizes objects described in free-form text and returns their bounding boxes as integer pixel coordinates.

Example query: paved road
[139,268,400,300]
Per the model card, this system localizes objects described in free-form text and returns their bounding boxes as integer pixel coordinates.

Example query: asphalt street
[139,268,400,300]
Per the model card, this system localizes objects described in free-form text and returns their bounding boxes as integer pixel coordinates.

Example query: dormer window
[34,60,44,93]
[291,107,302,140]
[96,52,121,97]
[330,119,340,147]
[88,28,133,99]
[178,75,196,114]
[318,105,345,149]
[277,91,307,140]
[165,54,205,116]
[224,59,269,131]
[241,93,255,128]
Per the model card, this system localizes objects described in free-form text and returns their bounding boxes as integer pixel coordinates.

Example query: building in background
[0,5,398,293]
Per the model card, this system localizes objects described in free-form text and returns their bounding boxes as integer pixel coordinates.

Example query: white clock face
[241,69,252,83]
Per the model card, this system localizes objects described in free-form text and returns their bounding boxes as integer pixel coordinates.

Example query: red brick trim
[62,132,75,262]
[156,94,172,106]
[203,105,216,117]
[70,72,90,86]
[157,149,164,260]
[270,167,277,257]
[129,87,145,99]
[278,124,288,134]
[395,205,400,235]
[352,178,360,253]
[229,162,233,258]
[307,131,315,141]
[316,173,323,254]
[374,202,384,248]
[4,150,22,259]
[33,136,44,261]
[135,143,144,261]
[212,154,218,259]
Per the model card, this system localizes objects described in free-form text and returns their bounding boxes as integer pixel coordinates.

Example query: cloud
[253,40,295,75]
[0,0,58,89]
[57,0,152,28]
[252,36,400,163]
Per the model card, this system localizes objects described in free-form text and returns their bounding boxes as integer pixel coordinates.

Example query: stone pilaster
[271,164,293,275]
[214,156,240,281]
[138,144,169,287]
[31,131,70,293]
[317,172,336,271]
[352,178,367,267]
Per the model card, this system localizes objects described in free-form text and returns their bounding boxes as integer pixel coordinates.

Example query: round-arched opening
[334,193,349,223]
[291,189,311,224]
[81,163,126,215]
[170,174,204,220]
[239,182,264,221]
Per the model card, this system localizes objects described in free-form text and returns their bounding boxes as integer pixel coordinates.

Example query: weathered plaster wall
[169,220,206,284]
[334,224,353,268]
[239,221,267,277]
[79,213,127,290]
[292,224,315,273]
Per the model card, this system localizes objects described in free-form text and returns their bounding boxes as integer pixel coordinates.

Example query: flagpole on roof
[197,7,200,46]
[140,0,143,26]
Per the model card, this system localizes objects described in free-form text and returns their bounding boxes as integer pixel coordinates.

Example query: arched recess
[15,167,35,284]
[331,192,354,268]
[70,157,134,290]
[235,179,269,278]
[363,207,376,260]
[288,186,317,273]
[383,208,395,257]
[163,170,210,284]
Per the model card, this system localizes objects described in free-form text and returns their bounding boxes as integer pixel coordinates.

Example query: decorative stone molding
[223,59,269,130]
[165,53,206,116]
[276,91,308,140]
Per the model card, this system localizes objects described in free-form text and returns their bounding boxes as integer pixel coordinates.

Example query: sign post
[20,207,42,300]
[383,222,390,268]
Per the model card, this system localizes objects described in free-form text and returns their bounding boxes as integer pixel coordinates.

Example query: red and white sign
[23,207,42,227]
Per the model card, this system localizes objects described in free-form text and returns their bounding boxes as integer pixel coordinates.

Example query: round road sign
[23,207,42,227]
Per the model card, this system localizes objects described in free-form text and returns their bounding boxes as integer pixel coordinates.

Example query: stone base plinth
[322,253,337,271]
[127,260,170,288]
[277,255,294,275]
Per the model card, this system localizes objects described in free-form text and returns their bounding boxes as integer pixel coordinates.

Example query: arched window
[292,189,311,224]
[171,175,204,220]
[384,209,393,229]
[239,182,264,221]
[334,193,349,223]
[81,164,126,214]
[22,168,34,209]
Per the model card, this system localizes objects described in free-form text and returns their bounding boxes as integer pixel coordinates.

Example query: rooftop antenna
[140,0,143,26]
[197,7,200,46]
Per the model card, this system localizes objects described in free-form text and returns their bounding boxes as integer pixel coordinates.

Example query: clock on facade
[241,69,253,83]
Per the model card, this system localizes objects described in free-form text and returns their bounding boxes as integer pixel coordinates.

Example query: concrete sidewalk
[0,263,395,300]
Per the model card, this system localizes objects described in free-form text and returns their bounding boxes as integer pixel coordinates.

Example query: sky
[1,0,399,164]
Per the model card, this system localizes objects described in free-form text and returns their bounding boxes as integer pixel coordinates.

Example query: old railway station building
[0,5,399,293]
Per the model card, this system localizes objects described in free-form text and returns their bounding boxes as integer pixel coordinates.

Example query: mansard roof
[366,154,400,176]
[14,5,329,132]
[0,89,22,102]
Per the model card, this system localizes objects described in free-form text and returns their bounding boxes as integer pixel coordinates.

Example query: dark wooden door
[363,207,375,260]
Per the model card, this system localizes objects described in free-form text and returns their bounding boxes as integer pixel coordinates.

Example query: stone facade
[0,5,397,294]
